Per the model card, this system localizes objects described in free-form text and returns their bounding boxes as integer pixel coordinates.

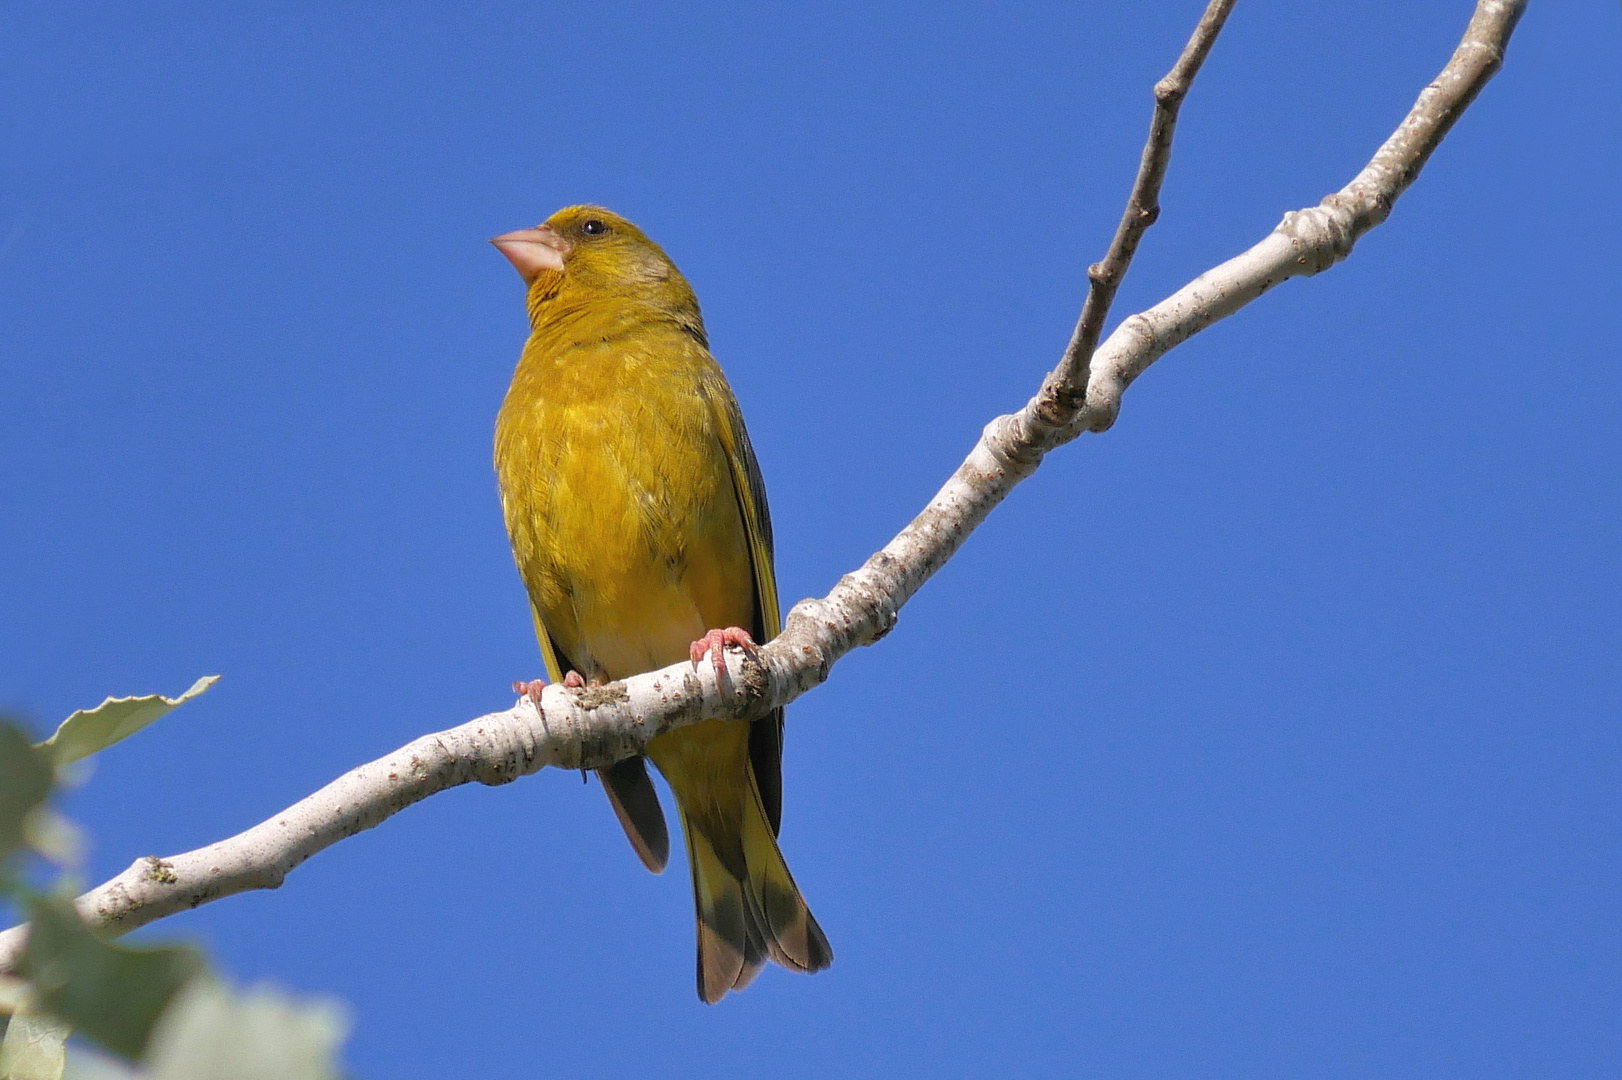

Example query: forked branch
[1045,0,1239,422]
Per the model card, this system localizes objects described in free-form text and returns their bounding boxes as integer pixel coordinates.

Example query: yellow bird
[490,205,831,1002]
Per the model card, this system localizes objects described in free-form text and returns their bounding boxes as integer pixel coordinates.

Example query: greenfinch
[491,206,831,1003]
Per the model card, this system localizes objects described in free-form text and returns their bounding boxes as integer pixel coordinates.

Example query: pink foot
[689,626,759,679]
[513,670,585,704]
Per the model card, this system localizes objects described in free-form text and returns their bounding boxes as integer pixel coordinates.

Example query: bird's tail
[675,763,832,1003]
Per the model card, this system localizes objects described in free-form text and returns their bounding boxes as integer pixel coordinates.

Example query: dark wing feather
[529,602,670,872]
[699,374,786,836]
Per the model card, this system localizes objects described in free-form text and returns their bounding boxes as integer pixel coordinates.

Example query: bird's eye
[581,219,607,236]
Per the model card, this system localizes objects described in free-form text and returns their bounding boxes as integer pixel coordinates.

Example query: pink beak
[490,225,571,284]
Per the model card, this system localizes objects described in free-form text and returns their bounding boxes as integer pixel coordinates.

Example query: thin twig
[0,0,1528,970]
[1041,0,1239,423]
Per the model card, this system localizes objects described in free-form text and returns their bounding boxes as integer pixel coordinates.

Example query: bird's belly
[517,407,753,682]
[570,559,704,680]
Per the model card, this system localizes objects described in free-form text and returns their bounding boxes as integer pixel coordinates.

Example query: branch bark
[0,0,1527,972]
[1045,0,1238,421]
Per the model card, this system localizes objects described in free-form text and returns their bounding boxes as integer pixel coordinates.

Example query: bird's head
[491,206,699,323]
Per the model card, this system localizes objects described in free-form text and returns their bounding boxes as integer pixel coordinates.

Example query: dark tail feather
[597,756,669,873]
[683,771,831,1004]
[740,779,832,974]
[688,826,750,1003]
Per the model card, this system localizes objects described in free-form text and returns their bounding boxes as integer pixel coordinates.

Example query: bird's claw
[689,626,759,679]
[513,670,584,705]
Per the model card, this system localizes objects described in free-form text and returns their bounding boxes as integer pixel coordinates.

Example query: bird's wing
[699,370,787,836]
[527,601,568,685]
[530,600,671,873]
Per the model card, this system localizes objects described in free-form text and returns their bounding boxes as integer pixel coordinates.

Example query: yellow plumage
[492,205,831,1002]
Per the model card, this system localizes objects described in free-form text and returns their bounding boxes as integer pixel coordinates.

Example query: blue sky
[3,2,1619,1077]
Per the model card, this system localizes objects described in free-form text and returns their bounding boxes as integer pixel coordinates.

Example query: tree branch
[1048,0,1526,443]
[1042,0,1238,423]
[0,0,1527,972]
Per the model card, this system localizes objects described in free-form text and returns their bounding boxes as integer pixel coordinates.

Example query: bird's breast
[495,332,752,680]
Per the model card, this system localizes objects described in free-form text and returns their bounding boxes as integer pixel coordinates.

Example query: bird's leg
[689,626,760,679]
[511,670,586,706]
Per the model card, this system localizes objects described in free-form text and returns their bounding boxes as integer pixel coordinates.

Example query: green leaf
[35,678,219,768]
[143,979,349,1080]
[0,1007,69,1080]
[17,814,81,872]
[0,725,54,872]
[0,976,31,1017]
[19,898,204,1061]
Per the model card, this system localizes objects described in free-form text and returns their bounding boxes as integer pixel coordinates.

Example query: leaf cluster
[0,684,350,1080]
